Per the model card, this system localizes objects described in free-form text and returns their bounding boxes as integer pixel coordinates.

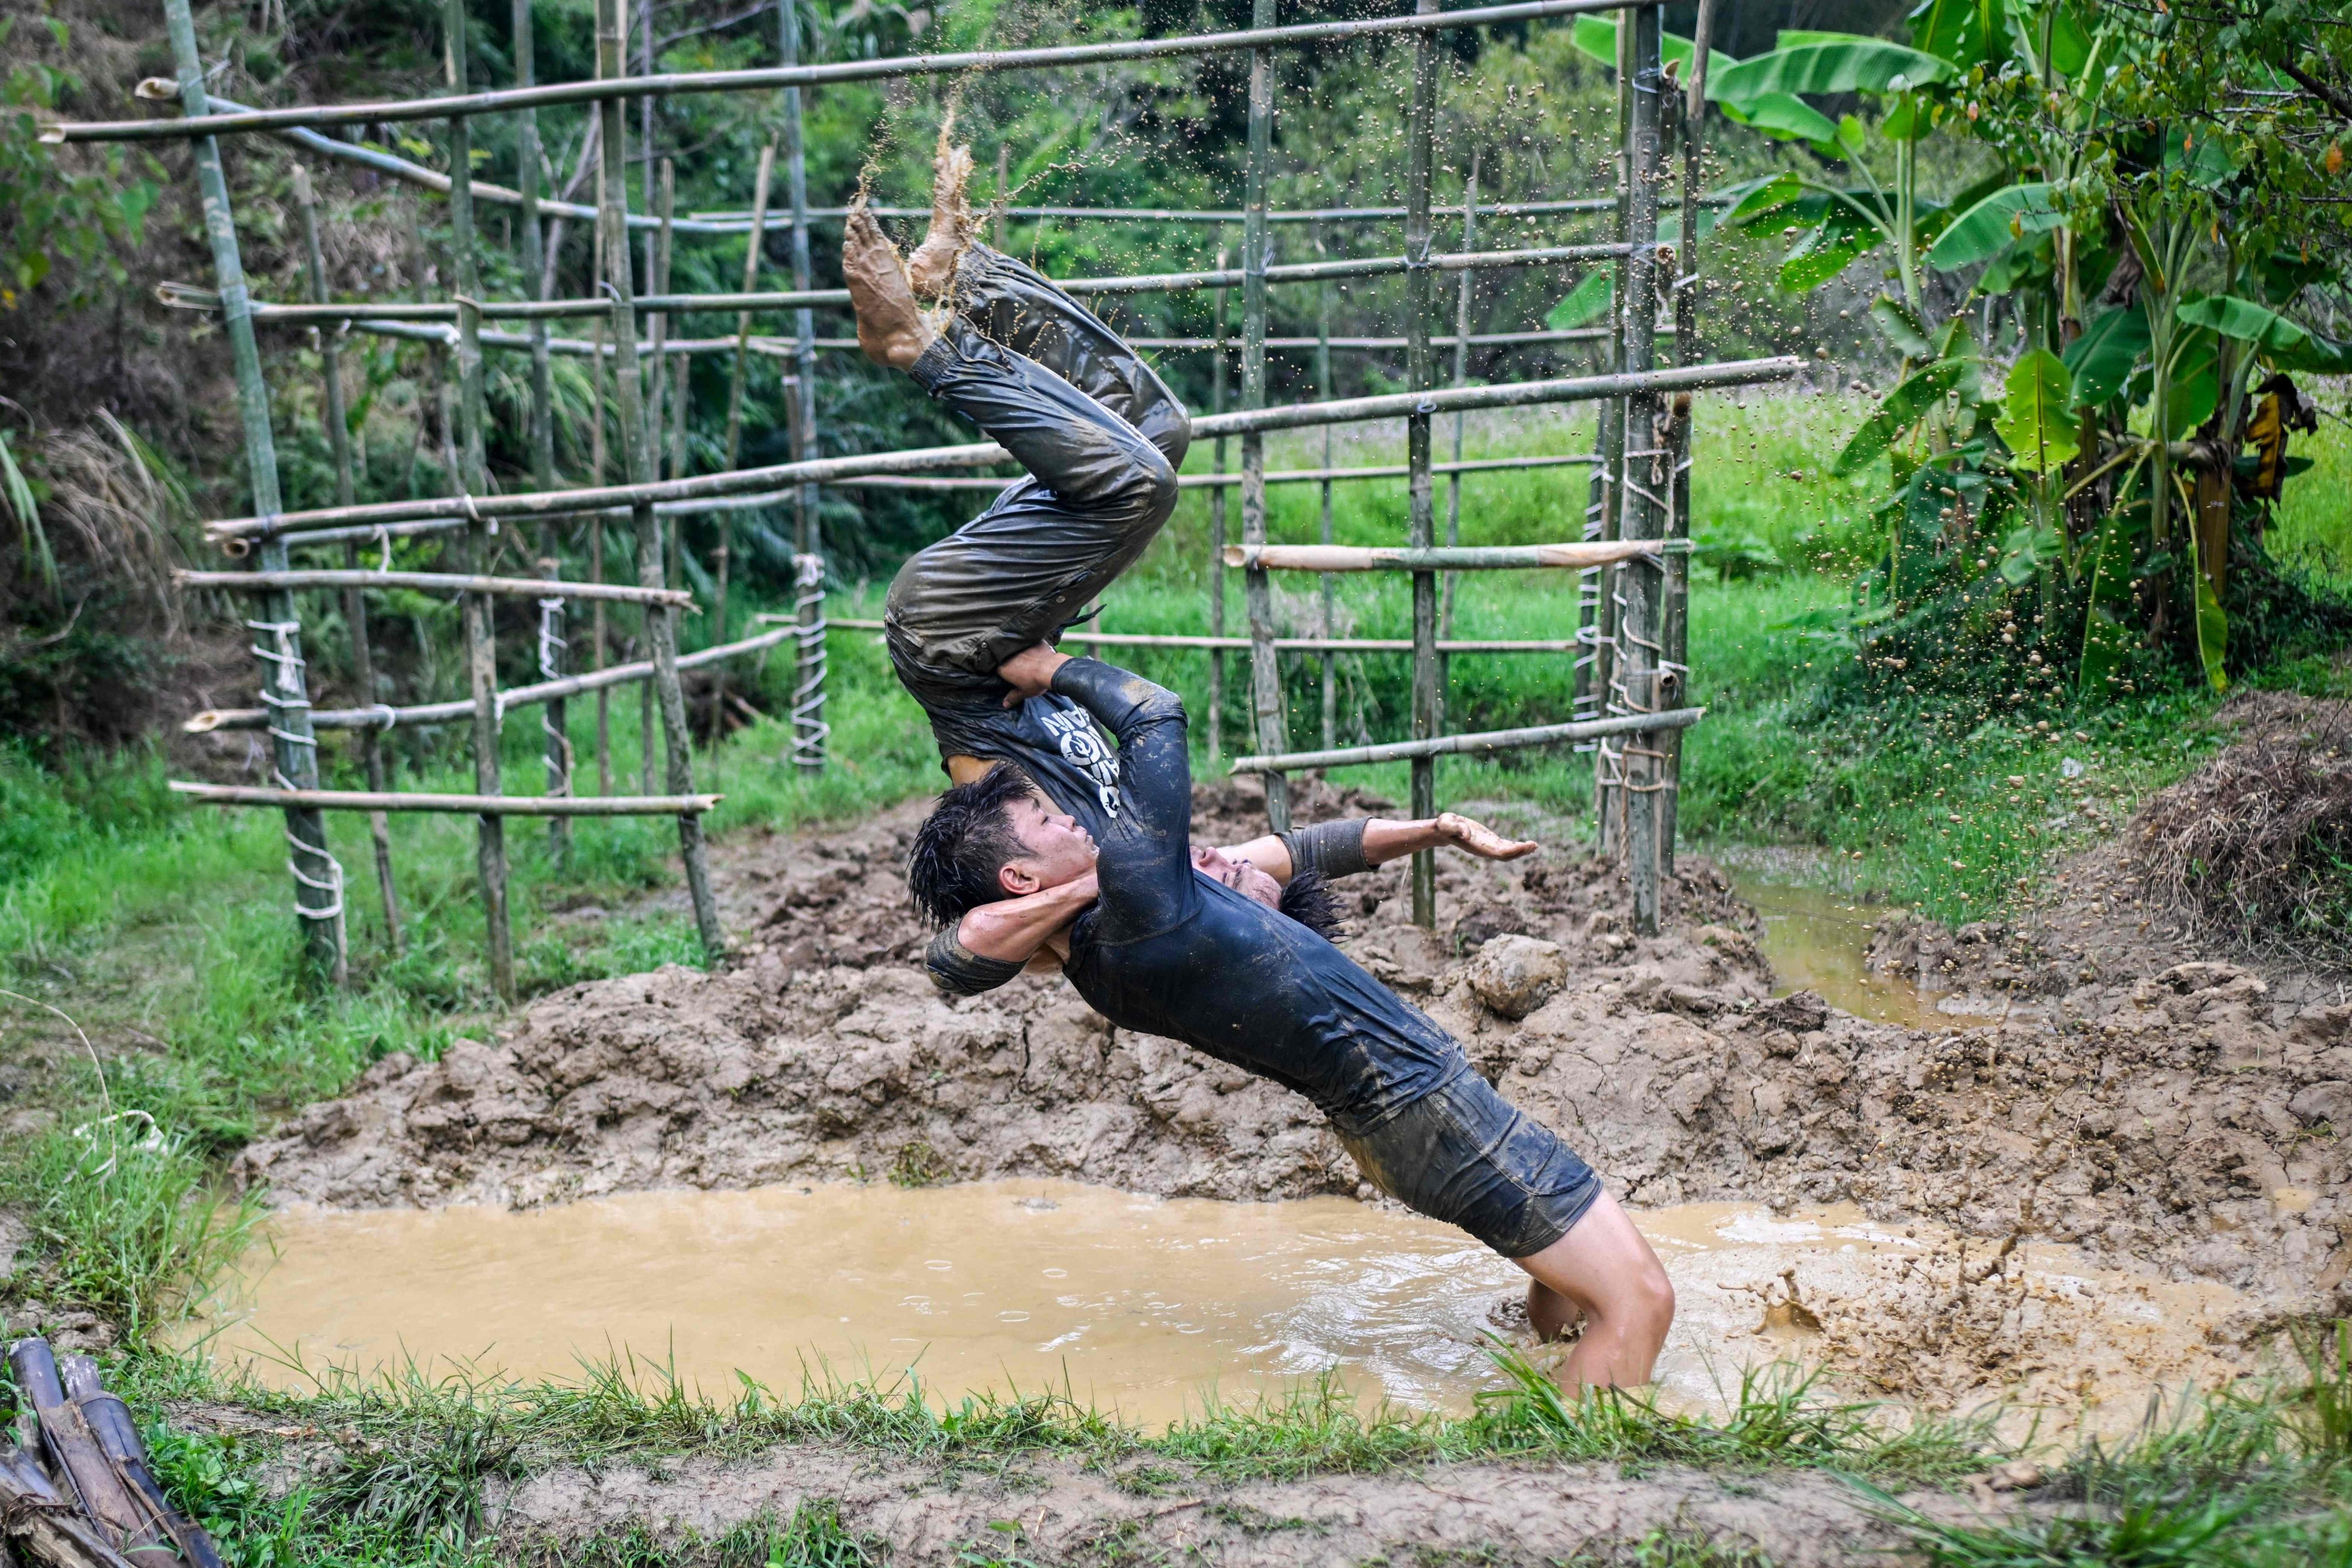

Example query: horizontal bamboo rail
[184,621,799,733]
[203,356,1801,540]
[1230,706,1706,773]
[1221,540,1662,572]
[175,567,693,606]
[171,781,720,814]
[831,452,1603,492]
[186,241,1631,328]
[52,0,1648,141]
[342,322,1631,358]
[813,617,1581,653]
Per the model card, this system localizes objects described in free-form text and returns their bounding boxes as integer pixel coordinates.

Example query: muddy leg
[842,200,937,371]
[1511,1190,1674,1391]
[907,130,977,302]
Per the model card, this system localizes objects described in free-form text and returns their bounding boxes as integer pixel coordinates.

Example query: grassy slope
[2,394,2349,1565]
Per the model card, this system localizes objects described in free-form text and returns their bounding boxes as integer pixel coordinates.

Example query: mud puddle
[187,1179,2247,1433]
[1735,876,1980,1026]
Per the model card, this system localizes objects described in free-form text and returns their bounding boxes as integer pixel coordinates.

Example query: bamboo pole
[161,0,345,984]
[202,358,1800,540]
[783,0,824,772]
[1225,541,1662,571]
[1314,224,1336,750]
[188,620,802,733]
[540,551,571,867]
[1592,9,1634,853]
[646,161,676,463]
[214,241,1633,325]
[1240,0,1290,834]
[446,0,514,1003]
[722,141,776,470]
[830,452,1606,491]
[1405,0,1438,929]
[1231,706,1703,774]
[590,246,613,793]
[1440,148,1477,700]
[1208,245,1228,766]
[595,0,724,958]
[176,568,693,604]
[57,0,1661,142]
[172,782,721,815]
[515,0,555,490]
[1616,2,1666,937]
[1659,0,1715,880]
[295,165,403,956]
[815,618,1594,653]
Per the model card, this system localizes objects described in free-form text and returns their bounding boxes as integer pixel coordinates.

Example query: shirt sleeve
[1276,818,1371,880]
[1047,656,1195,941]
[926,926,1028,997]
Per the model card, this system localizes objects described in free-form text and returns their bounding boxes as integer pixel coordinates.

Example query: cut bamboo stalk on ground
[175,568,693,605]
[0,1447,138,1568]
[172,783,721,814]
[1222,541,1664,572]
[1230,707,1704,773]
[51,0,1666,142]
[200,357,1800,540]
[8,1341,149,1552]
[59,1357,226,1568]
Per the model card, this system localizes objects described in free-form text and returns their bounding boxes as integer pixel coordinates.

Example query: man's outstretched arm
[1222,813,1541,883]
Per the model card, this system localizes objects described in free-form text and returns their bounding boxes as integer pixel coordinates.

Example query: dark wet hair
[906,762,1039,928]
[1278,870,1343,940]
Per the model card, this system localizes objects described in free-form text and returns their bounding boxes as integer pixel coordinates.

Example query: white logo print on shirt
[1037,704,1122,820]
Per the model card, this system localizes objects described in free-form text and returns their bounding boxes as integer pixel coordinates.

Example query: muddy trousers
[883,245,1192,757]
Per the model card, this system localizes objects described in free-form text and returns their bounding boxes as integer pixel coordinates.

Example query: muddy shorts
[1338,1070,1603,1259]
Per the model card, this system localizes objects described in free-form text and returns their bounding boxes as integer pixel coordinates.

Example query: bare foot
[906,131,977,301]
[842,199,935,371]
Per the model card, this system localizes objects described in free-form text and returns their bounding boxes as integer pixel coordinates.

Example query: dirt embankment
[238,773,2352,1329]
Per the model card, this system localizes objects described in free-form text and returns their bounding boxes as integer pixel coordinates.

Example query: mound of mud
[241,773,2352,1341]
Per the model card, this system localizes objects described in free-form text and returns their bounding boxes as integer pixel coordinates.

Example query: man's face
[1000,792,1098,893]
[1190,844,1282,911]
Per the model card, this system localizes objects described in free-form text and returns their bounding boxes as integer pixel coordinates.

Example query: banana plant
[1703,32,1958,310]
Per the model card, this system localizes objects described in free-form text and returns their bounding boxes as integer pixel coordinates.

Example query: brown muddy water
[1735,877,1962,1026]
[188,1180,2247,1433]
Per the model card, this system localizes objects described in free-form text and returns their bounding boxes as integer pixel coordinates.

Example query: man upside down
[846,142,1674,1390]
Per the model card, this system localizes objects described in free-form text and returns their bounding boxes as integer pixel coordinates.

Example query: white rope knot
[284,827,346,924]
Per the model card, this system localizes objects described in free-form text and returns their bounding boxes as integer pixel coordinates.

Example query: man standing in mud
[847,148,1675,1391]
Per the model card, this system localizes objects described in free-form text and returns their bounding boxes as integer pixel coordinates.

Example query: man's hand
[998,642,1072,706]
[1434,812,1539,861]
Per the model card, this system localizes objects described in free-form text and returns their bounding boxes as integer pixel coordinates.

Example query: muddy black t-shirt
[922,690,1131,846]
[1047,658,1464,1137]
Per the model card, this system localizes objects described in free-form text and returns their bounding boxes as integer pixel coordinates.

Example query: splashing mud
[188,1179,2249,1437]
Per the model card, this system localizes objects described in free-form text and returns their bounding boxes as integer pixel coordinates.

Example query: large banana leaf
[1544,272,1611,331]
[1910,0,2001,67]
[1708,34,1955,103]
[1926,183,2063,270]
[1833,357,1970,476]
[2063,303,2151,408]
[1778,198,1883,291]
[1715,171,1802,224]
[1718,92,1840,146]
[1993,349,2080,474]
[2175,295,2352,373]
[1871,296,1936,360]
[1569,15,1737,79]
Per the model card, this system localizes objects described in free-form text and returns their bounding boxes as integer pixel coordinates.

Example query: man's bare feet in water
[842,200,935,371]
[905,135,977,301]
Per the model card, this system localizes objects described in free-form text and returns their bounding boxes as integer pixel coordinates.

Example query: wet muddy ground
[207,763,2352,1557]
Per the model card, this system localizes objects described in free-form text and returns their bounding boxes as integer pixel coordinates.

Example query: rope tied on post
[790,551,827,767]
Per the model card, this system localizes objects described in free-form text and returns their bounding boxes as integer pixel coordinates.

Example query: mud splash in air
[188,1180,2249,1434]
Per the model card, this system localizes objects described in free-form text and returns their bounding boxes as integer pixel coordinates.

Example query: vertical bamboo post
[597,0,724,959]
[1617,2,1666,936]
[646,161,676,466]
[1661,0,1715,877]
[1207,245,1229,766]
[1592,7,1634,854]
[1438,148,1477,714]
[295,166,403,957]
[995,143,1010,248]
[782,0,826,770]
[516,0,568,869]
[590,237,614,794]
[714,135,772,745]
[1240,0,1290,834]
[514,0,555,490]
[165,0,345,985]
[445,0,515,1003]
[1314,225,1336,751]
[1405,0,1440,930]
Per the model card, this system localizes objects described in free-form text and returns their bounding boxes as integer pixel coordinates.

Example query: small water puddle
[187,1179,2242,1433]
[1731,875,1972,1026]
